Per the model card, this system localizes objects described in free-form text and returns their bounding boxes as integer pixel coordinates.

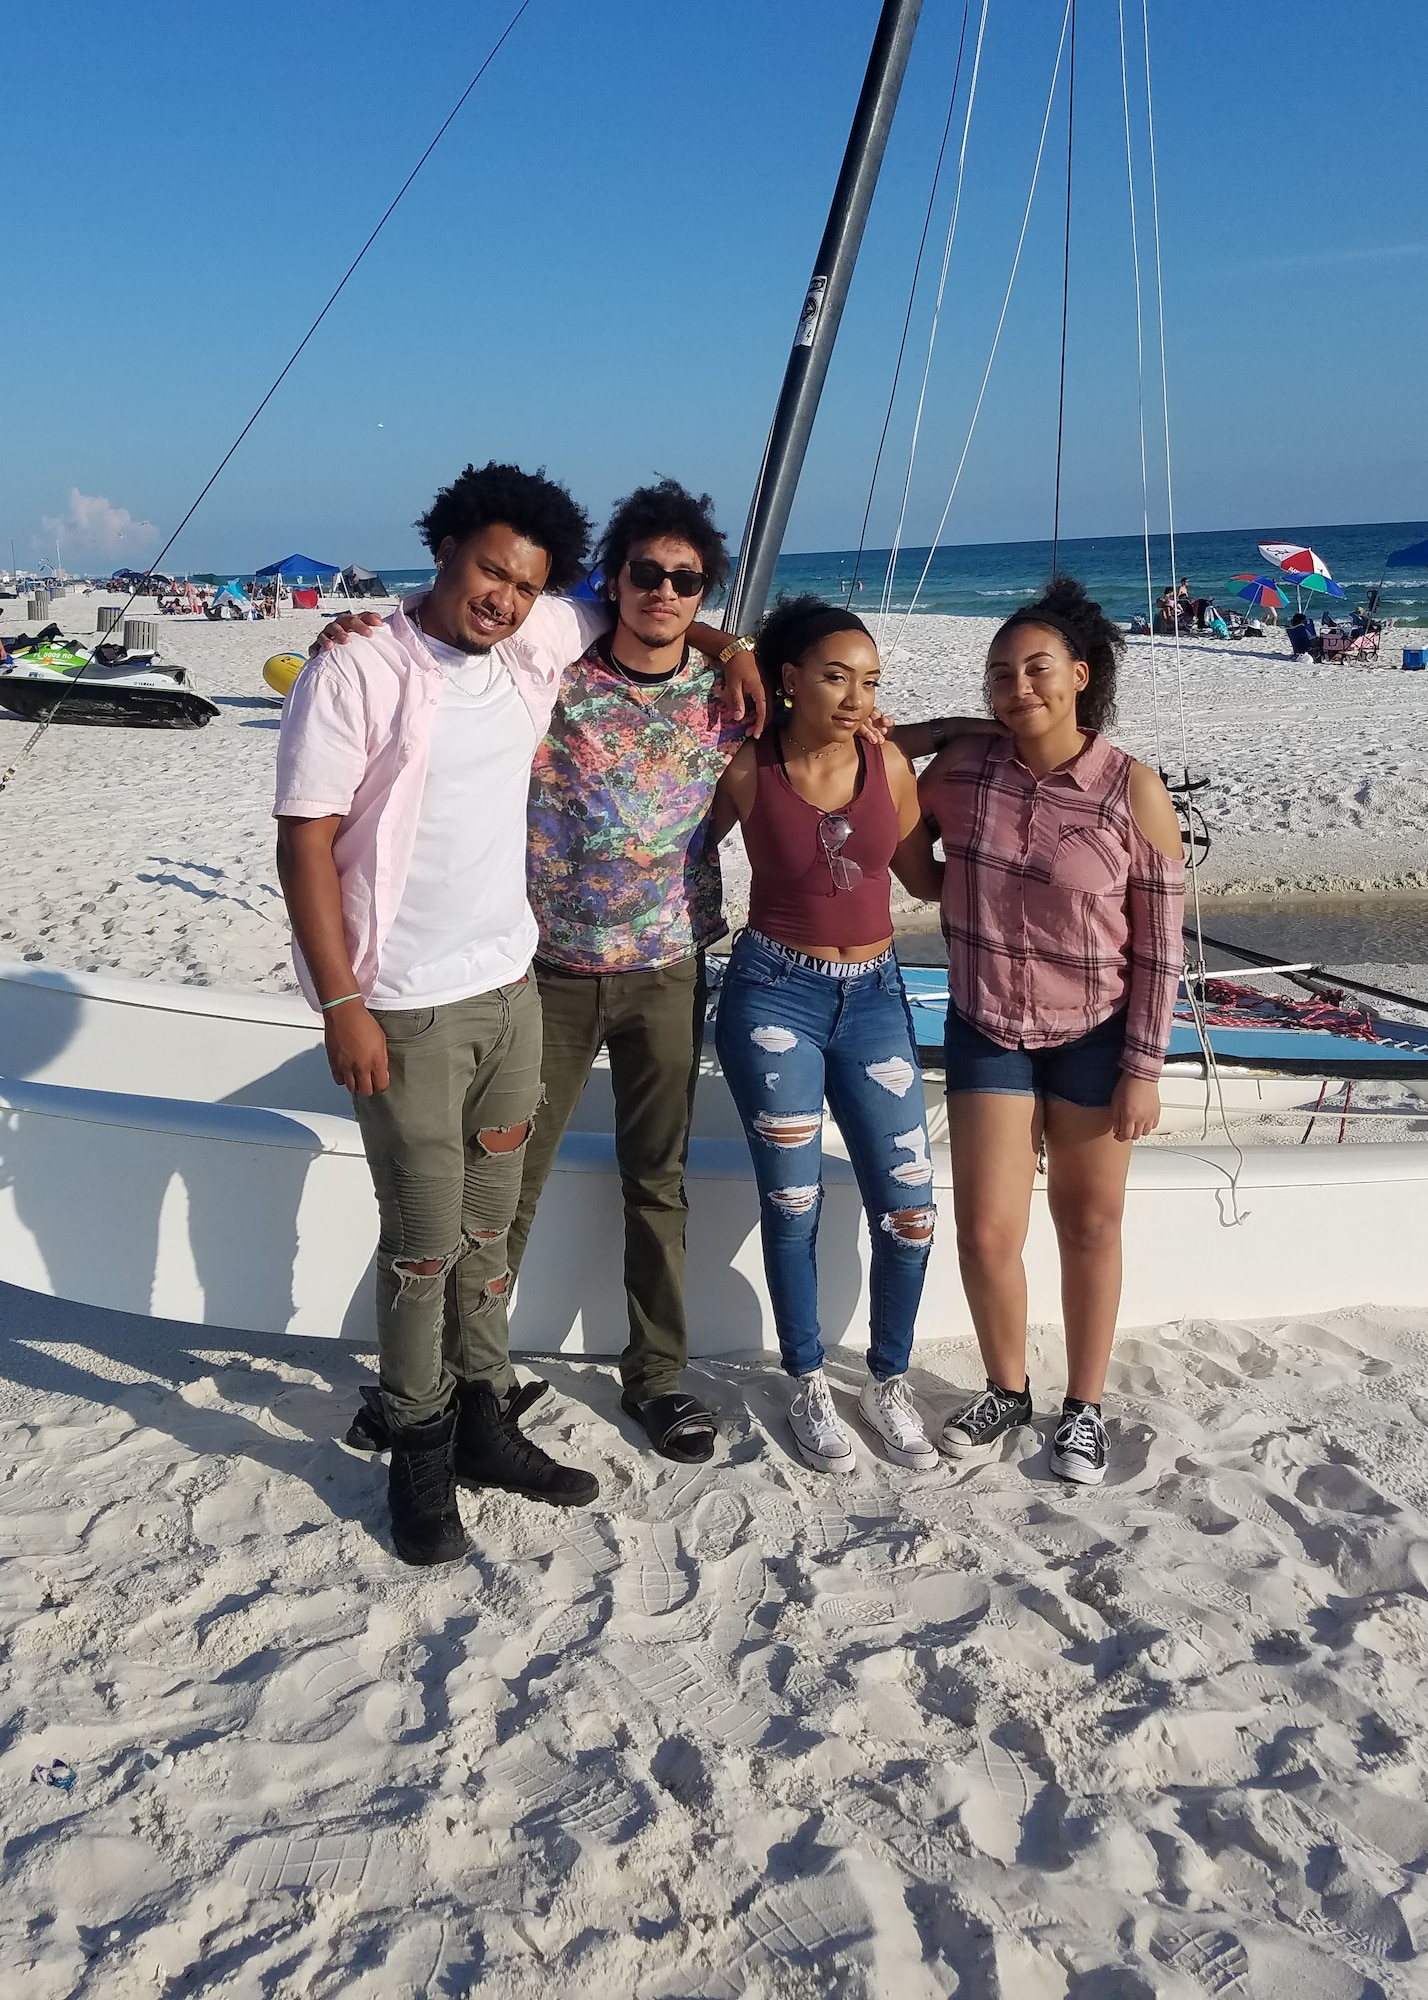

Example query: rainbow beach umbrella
[1288,570,1346,599]
[1233,576,1287,609]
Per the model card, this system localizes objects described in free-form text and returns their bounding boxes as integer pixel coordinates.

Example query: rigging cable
[1142,0,1191,780]
[1127,0,1246,1211]
[0,0,535,800]
[874,0,991,635]
[842,0,975,609]
[1050,0,1075,577]
[887,0,1073,655]
[1116,0,1164,766]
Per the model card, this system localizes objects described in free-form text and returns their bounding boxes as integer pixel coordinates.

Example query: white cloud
[39,489,159,563]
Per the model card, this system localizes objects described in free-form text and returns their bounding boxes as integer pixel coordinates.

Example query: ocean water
[377,518,1428,625]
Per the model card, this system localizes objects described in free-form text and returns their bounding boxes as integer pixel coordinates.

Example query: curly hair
[992,574,1123,734]
[595,478,730,602]
[416,461,591,594]
[753,594,873,729]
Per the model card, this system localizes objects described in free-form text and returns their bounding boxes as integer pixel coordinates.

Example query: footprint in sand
[618,1644,770,1749]
[611,1521,697,1623]
[227,1830,374,1897]
[1150,1923,1250,1993]
[739,1872,876,1970]
[363,1681,426,1742]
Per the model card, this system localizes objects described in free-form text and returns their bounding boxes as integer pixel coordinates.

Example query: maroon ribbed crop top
[743,732,900,950]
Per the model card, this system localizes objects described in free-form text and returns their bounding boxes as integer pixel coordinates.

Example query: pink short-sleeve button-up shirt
[273,591,608,1006]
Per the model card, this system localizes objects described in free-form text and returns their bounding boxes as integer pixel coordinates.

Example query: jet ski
[0,625,219,729]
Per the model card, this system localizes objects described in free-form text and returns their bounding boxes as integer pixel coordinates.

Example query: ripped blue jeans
[714,931,936,1380]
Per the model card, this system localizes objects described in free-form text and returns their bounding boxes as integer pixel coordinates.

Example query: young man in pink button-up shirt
[275,461,758,1567]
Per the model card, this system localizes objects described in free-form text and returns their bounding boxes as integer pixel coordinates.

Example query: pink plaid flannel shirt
[920,732,1184,1080]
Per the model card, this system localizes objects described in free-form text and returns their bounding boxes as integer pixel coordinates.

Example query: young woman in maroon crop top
[708,597,945,1477]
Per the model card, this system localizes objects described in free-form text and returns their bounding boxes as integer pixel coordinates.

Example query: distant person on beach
[909,577,1184,1487]
[709,598,979,1476]
[277,463,764,1566]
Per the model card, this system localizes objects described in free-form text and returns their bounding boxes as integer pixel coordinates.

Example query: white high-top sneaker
[788,1369,857,1474]
[858,1373,939,1471]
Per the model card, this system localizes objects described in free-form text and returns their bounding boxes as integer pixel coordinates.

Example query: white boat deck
[2,962,1423,1349]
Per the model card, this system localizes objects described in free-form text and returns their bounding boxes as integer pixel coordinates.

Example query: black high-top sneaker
[1050,1397,1109,1485]
[454,1382,599,1507]
[939,1377,1034,1466]
[386,1406,469,1566]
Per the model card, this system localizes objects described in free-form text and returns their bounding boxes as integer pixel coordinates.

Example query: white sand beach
[6,1284,1428,1995]
[4,597,1428,1994]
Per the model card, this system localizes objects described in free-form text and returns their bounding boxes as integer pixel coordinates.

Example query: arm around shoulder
[710,738,758,841]
[1128,762,1184,861]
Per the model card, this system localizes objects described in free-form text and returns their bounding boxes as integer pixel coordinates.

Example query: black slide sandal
[620,1390,718,1463]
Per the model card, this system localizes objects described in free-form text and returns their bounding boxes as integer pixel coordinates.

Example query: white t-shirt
[368,632,538,1010]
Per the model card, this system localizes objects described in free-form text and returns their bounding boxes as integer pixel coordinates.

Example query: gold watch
[716,634,756,667]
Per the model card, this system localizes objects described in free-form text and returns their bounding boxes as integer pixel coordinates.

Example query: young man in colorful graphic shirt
[501,480,752,1461]
[279,464,762,1566]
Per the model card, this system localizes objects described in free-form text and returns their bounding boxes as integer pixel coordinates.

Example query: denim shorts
[943,1004,1127,1107]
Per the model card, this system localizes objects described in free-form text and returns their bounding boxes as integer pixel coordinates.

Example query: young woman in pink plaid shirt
[908,578,1185,1486]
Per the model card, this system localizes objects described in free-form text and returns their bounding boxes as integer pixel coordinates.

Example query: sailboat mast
[724,0,924,634]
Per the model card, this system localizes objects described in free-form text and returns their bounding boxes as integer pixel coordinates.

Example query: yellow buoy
[263,652,306,697]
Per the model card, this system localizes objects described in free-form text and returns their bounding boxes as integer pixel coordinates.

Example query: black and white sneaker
[1050,1399,1108,1485]
[939,1378,1033,1466]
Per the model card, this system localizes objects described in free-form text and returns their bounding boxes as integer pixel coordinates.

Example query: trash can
[97,606,124,634]
[26,593,50,622]
[123,619,161,654]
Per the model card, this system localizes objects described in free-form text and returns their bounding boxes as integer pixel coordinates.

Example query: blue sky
[5,0,1426,573]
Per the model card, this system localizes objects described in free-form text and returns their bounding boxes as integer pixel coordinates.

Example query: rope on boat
[886,0,1074,655]
[1116,0,1164,767]
[1116,0,1244,1212]
[1188,928,1428,1021]
[874,0,991,636]
[1050,0,1076,578]
[0,0,535,801]
[843,0,976,609]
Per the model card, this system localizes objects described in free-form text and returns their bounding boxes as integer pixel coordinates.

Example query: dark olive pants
[497,952,707,1399]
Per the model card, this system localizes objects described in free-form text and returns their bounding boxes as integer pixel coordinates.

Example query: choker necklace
[604,642,687,702]
[785,732,849,762]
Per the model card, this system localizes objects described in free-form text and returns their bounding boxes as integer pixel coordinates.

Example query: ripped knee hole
[880,1205,936,1245]
[766,1183,821,1218]
[752,1110,822,1149]
[392,1223,505,1281]
[475,1119,530,1155]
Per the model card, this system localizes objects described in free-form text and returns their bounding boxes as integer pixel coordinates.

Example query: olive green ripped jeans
[352,976,542,1429]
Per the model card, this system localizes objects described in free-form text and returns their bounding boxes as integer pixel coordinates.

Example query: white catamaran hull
[1,963,1424,1347]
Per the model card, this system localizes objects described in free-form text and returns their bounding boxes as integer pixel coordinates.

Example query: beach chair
[291,586,320,610]
[1287,617,1322,663]
[1323,625,1381,665]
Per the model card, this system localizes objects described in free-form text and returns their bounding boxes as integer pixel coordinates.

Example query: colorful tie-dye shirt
[527,639,748,972]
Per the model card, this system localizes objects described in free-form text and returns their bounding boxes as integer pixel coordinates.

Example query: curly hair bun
[997,573,1124,735]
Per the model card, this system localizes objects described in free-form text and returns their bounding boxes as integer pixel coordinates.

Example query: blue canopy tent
[253,554,341,581]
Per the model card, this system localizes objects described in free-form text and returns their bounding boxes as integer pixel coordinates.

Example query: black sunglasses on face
[625,558,707,598]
